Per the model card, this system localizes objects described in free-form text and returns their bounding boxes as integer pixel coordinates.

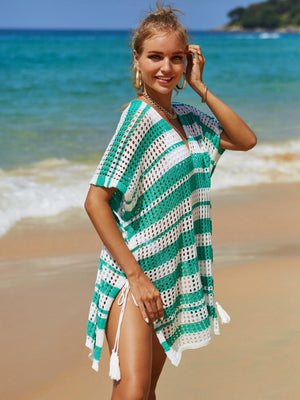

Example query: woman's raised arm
[186,44,257,151]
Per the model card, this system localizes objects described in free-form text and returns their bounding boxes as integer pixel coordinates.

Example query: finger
[144,300,155,322]
[156,297,164,319]
[151,298,160,321]
[138,301,150,324]
[186,44,201,52]
[192,48,205,61]
[186,45,203,55]
[147,298,160,322]
[186,52,194,68]
[190,49,203,64]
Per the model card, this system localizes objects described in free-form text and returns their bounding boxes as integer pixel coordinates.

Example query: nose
[161,57,172,73]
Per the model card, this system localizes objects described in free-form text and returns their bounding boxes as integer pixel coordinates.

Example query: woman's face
[134,31,186,97]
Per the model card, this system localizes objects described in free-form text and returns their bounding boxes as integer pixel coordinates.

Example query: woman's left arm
[186,45,257,151]
[196,83,257,151]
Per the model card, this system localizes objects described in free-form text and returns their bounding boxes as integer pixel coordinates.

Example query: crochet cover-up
[86,99,227,373]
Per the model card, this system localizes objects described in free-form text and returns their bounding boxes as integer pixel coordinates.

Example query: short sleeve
[186,106,225,176]
[90,100,151,202]
[197,112,225,176]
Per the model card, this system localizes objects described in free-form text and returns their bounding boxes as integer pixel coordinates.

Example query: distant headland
[213,0,300,33]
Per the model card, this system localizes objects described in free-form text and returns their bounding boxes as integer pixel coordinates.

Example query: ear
[133,50,140,70]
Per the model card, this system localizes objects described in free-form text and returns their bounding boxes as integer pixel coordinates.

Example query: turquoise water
[0,30,300,235]
[1,30,299,168]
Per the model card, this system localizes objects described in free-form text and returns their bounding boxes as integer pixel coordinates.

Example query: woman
[85,4,256,399]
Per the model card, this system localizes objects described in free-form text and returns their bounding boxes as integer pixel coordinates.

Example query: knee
[127,387,149,400]
[115,377,150,400]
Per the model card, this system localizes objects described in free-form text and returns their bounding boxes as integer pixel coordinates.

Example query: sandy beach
[1,182,299,400]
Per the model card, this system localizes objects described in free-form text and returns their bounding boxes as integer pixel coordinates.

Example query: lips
[156,76,173,83]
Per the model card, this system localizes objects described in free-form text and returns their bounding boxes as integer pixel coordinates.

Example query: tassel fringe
[216,301,231,324]
[109,351,121,381]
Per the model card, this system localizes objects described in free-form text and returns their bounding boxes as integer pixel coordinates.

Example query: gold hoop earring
[135,70,143,89]
[176,72,186,90]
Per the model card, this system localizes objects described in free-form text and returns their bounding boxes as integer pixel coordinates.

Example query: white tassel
[109,351,121,381]
[216,301,231,324]
[108,281,130,381]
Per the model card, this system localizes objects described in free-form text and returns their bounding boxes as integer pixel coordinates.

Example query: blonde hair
[131,1,188,89]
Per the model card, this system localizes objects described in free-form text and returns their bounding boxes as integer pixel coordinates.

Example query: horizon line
[0,27,216,33]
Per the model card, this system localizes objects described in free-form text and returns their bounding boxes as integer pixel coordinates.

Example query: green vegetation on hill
[227,0,300,30]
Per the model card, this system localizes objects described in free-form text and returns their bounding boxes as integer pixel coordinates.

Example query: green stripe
[124,168,211,235]
[197,242,213,261]
[98,258,126,278]
[96,316,107,330]
[129,198,211,242]
[200,275,214,289]
[96,102,150,192]
[138,153,209,204]
[152,260,199,292]
[136,227,212,272]
[130,208,193,253]
[162,288,206,318]
[99,280,123,299]
[107,101,145,186]
[94,345,102,360]
[87,320,96,338]
[164,318,211,347]
[138,229,199,272]
[153,267,215,297]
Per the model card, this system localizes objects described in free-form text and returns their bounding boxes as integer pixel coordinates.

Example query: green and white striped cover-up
[85,99,229,374]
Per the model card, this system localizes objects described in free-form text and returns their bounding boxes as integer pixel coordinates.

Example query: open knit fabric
[86,99,228,373]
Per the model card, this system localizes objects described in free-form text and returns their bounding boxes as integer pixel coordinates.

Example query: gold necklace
[142,92,177,120]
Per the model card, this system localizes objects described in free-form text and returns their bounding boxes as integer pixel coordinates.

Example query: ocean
[0,30,300,236]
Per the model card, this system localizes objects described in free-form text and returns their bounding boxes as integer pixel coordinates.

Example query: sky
[0,0,257,30]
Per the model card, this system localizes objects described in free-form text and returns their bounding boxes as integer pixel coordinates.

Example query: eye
[172,55,184,62]
[148,55,161,60]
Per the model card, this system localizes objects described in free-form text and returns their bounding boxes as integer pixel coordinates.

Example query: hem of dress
[157,331,213,367]
[85,337,100,371]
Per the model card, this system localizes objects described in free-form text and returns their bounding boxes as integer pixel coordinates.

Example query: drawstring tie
[108,283,230,380]
[216,301,231,324]
[109,281,138,381]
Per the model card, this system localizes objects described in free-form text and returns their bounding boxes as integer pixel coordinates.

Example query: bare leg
[148,329,167,400]
[106,289,153,400]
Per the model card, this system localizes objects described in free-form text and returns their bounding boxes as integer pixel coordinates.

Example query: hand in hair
[185,44,206,92]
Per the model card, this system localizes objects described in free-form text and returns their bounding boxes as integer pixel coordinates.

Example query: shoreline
[1,182,300,399]
[1,182,299,264]
[211,25,300,34]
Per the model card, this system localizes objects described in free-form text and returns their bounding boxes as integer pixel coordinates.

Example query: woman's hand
[128,270,164,324]
[184,45,257,151]
[185,44,206,94]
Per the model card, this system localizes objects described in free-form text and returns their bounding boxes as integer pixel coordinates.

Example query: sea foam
[0,159,92,237]
[212,139,300,190]
[1,139,300,237]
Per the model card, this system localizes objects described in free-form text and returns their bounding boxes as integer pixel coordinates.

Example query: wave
[259,32,280,39]
[233,33,281,40]
[0,159,92,237]
[213,139,300,190]
[1,139,300,237]
[259,33,280,40]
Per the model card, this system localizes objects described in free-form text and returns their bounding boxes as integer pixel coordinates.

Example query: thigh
[106,289,153,396]
[150,329,167,390]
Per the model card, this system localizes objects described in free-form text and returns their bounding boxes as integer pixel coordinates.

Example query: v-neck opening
[136,99,192,154]
[174,108,191,153]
